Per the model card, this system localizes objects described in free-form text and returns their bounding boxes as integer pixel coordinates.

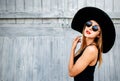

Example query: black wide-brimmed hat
[71,7,116,53]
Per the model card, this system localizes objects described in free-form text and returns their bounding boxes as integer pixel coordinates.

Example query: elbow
[68,70,76,77]
[69,72,74,77]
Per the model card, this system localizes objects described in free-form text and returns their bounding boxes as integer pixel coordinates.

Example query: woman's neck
[85,38,94,45]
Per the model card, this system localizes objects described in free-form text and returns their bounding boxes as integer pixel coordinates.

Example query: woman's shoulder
[84,44,98,54]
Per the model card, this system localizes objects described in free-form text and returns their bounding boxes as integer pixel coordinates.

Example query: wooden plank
[104,54,111,81]
[42,19,57,24]
[68,0,72,11]
[32,37,42,81]
[63,0,69,12]
[0,0,6,11]
[94,65,99,81]
[33,0,42,12]
[42,0,50,12]
[95,0,105,9]
[114,0,120,12]
[24,0,33,12]
[7,19,16,24]
[57,0,63,11]
[15,0,24,12]
[1,37,11,81]
[111,25,120,81]
[0,12,63,18]
[116,28,120,80]
[70,0,78,10]
[16,19,25,24]
[109,52,115,81]
[24,37,34,81]
[105,0,113,12]
[51,37,63,81]
[99,55,105,81]
[0,37,3,80]
[24,19,34,24]
[15,37,28,81]
[0,19,8,24]
[0,23,63,28]
[6,0,16,12]
[0,26,65,36]
[6,38,16,81]
[0,12,120,18]
[59,19,70,28]
[109,49,117,81]
[77,0,86,9]
[112,19,120,24]
[63,35,75,81]
[33,19,42,24]
[87,0,96,6]
[50,0,58,11]
[50,0,60,17]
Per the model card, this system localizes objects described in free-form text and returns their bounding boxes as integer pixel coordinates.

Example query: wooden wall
[0,0,120,81]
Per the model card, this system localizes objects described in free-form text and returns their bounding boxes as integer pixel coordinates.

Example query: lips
[86,30,91,34]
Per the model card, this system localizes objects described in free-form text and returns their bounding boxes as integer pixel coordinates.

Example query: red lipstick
[86,30,91,34]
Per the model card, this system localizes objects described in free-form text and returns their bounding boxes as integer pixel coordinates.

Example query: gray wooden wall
[0,0,120,81]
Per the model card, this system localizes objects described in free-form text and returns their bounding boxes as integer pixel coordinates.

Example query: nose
[88,26,93,31]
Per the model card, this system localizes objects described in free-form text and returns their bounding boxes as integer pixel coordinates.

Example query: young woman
[68,7,116,81]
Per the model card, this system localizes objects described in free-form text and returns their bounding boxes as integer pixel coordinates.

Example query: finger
[74,38,80,43]
[77,38,81,42]
[73,36,81,43]
[75,36,81,40]
[76,36,82,42]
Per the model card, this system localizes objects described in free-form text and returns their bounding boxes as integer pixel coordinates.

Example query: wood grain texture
[0,0,120,18]
[0,25,119,81]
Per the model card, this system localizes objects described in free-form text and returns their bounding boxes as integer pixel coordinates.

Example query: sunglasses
[85,21,99,32]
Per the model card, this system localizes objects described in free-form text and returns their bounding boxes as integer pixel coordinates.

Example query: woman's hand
[72,36,82,50]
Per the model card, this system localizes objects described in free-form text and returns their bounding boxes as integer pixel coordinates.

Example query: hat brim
[71,7,116,53]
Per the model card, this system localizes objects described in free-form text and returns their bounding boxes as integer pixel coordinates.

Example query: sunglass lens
[92,25,98,31]
[86,21,92,27]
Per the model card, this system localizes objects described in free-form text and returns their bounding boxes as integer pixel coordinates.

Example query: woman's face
[83,20,101,39]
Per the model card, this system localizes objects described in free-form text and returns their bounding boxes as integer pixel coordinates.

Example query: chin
[84,34,95,39]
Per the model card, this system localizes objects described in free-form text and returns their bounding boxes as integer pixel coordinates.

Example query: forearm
[68,48,75,75]
[68,36,81,76]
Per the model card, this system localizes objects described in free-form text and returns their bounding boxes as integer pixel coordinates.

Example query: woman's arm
[68,46,75,76]
[68,45,98,77]
[68,36,81,76]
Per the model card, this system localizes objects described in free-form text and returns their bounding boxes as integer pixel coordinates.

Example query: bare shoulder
[83,45,98,57]
[86,45,98,52]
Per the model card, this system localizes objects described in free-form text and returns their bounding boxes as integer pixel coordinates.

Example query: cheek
[93,32,100,37]
[83,30,86,35]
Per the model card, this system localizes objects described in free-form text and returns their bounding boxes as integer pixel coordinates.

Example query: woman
[68,7,116,81]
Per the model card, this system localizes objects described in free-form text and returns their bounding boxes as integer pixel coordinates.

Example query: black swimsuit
[74,44,98,81]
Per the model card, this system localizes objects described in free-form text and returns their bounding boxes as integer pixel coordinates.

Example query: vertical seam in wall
[15,0,16,11]
[32,0,34,12]
[41,0,43,11]
[24,0,25,11]
[15,0,17,24]
[6,0,7,11]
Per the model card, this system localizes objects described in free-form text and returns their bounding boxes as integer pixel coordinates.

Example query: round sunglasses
[85,21,99,32]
